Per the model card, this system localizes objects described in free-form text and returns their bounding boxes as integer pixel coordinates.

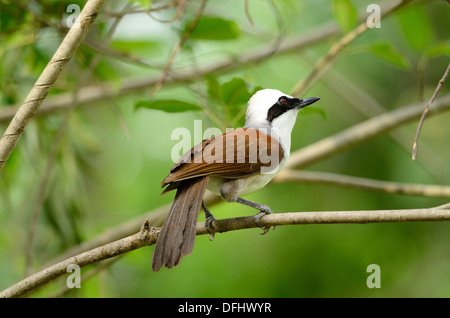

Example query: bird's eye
[279,97,288,105]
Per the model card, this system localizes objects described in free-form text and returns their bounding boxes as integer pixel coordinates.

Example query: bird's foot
[202,201,216,241]
[205,214,216,241]
[253,205,275,235]
[235,197,276,235]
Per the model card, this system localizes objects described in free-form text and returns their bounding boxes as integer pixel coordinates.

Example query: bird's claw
[202,201,216,241]
[205,214,216,241]
[253,207,275,235]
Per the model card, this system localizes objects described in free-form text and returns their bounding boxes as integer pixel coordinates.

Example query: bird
[152,88,320,271]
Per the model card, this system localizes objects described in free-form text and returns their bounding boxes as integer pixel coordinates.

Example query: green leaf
[301,107,327,121]
[134,99,203,113]
[397,5,434,51]
[368,43,411,69]
[93,58,122,83]
[205,75,222,103]
[220,78,254,127]
[251,86,264,95]
[332,0,358,33]
[130,0,152,10]
[221,78,252,106]
[425,41,450,58]
[187,16,240,41]
[110,39,161,55]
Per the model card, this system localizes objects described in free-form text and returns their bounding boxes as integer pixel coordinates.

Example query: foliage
[0,0,449,298]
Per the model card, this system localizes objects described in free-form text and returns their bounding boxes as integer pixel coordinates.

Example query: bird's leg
[235,197,275,235]
[202,201,216,241]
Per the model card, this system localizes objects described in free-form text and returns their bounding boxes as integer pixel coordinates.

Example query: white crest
[245,89,293,125]
[244,89,299,155]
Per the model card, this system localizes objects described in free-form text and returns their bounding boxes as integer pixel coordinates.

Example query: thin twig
[103,1,179,18]
[35,93,450,271]
[148,0,187,23]
[0,220,158,298]
[412,62,450,160]
[314,61,448,182]
[286,93,450,170]
[149,0,208,97]
[290,0,413,97]
[0,0,105,173]
[244,0,253,26]
[274,170,450,198]
[24,1,132,277]
[50,256,123,298]
[83,37,162,69]
[0,22,339,123]
[41,193,221,269]
[1,204,449,298]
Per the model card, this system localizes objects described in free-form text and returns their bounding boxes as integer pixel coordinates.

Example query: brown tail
[152,176,210,271]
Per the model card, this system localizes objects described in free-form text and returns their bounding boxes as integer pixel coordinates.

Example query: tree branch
[274,170,450,198]
[149,0,207,96]
[1,203,449,298]
[103,1,179,18]
[37,93,450,270]
[0,220,159,298]
[24,1,132,277]
[412,62,450,160]
[316,64,449,182]
[290,0,413,96]
[0,0,105,172]
[286,93,450,170]
[0,22,339,124]
[42,193,221,268]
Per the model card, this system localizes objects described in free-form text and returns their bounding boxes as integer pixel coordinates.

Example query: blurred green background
[0,0,449,297]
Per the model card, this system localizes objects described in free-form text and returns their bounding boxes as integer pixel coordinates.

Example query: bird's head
[245,89,320,132]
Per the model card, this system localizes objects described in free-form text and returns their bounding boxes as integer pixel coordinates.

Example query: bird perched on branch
[152,89,320,271]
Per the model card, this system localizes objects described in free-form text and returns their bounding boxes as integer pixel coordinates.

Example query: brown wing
[161,128,284,193]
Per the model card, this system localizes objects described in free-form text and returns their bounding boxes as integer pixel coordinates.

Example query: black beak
[295,97,320,109]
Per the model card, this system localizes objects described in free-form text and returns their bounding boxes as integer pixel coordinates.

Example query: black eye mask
[267,96,301,122]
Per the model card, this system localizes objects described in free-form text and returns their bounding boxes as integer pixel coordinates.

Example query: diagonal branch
[286,93,450,170]
[37,94,450,270]
[41,193,221,268]
[0,0,106,172]
[0,22,340,124]
[24,1,133,277]
[274,170,450,198]
[316,64,449,182]
[412,62,450,160]
[1,203,449,298]
[149,0,208,96]
[290,0,413,97]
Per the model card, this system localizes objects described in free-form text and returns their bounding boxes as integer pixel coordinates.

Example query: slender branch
[149,0,188,23]
[36,93,450,270]
[0,0,105,172]
[1,0,407,123]
[50,256,122,298]
[42,193,221,268]
[244,0,254,26]
[274,170,450,198]
[0,22,340,124]
[290,0,413,97]
[149,0,208,96]
[83,37,162,69]
[25,1,132,277]
[0,220,159,298]
[103,1,179,18]
[412,62,450,160]
[286,93,450,170]
[316,63,448,182]
[1,203,449,298]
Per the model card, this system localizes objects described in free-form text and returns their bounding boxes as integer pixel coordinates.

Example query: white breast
[206,153,288,198]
